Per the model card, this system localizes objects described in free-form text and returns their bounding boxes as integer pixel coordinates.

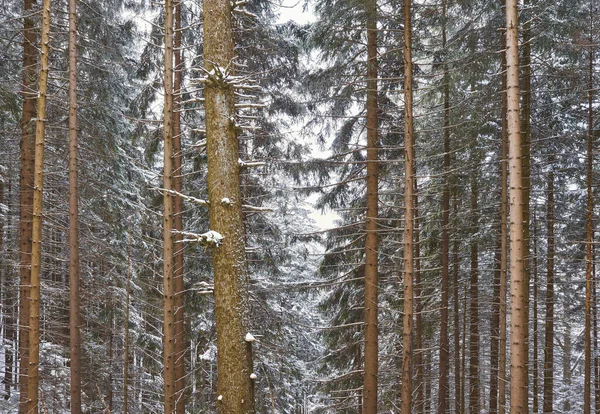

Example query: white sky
[276,0,315,25]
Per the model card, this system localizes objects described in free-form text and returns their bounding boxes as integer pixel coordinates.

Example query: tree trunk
[468,161,479,414]
[505,0,528,412]
[414,150,423,414]
[202,0,255,411]
[19,0,38,408]
[0,171,11,401]
[542,157,554,414]
[401,0,414,412]
[27,0,51,409]
[438,0,450,410]
[124,230,131,414]
[453,193,462,414]
[68,0,82,410]
[363,0,379,411]
[584,6,594,410]
[162,0,176,410]
[173,1,186,412]
[498,13,509,413]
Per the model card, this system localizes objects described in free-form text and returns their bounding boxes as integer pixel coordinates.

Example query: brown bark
[19,0,38,409]
[453,193,462,414]
[584,7,594,410]
[542,157,554,414]
[68,0,82,410]
[401,0,414,412]
[203,0,255,411]
[27,0,51,409]
[362,0,379,411]
[173,1,186,412]
[506,0,528,412]
[438,0,450,411]
[468,162,479,414]
[162,0,176,411]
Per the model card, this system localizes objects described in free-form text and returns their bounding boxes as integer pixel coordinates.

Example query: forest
[0,0,598,412]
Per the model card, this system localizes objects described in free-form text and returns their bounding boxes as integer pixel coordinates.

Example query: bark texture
[68,0,82,409]
[505,1,528,412]
[162,0,176,410]
[173,1,186,411]
[362,0,379,411]
[28,0,51,410]
[19,0,38,409]
[401,0,414,412]
[203,0,255,411]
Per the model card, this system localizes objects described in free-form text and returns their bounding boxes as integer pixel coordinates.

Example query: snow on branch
[238,158,265,168]
[153,187,208,206]
[242,204,274,212]
[177,230,224,247]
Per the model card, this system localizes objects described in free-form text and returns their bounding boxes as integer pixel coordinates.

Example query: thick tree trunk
[438,0,450,411]
[203,0,255,411]
[505,1,528,412]
[401,0,414,412]
[27,0,51,410]
[68,0,82,410]
[363,0,379,411]
[19,0,38,409]
[162,0,176,411]
[173,1,186,412]
[542,158,554,414]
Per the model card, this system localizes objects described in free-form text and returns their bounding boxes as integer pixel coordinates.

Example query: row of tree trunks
[362,0,379,411]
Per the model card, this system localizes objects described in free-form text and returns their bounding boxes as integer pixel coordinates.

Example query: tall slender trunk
[498,14,509,414]
[108,317,113,413]
[173,1,186,412]
[203,0,255,411]
[594,237,600,414]
[162,0,176,410]
[438,0,450,411]
[19,0,38,408]
[468,161,479,414]
[521,1,532,399]
[363,0,379,411]
[584,4,595,410]
[124,230,131,414]
[532,212,539,414]
[453,193,462,414]
[542,157,554,413]
[563,323,572,412]
[401,0,414,412]
[27,0,51,409]
[414,166,423,414]
[506,1,528,412]
[0,171,10,400]
[68,0,82,410]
